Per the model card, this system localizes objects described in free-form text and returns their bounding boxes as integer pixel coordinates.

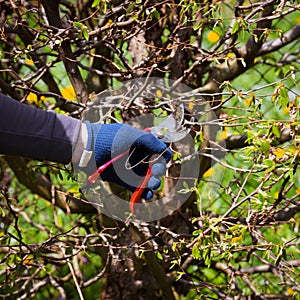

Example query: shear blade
[149,105,190,143]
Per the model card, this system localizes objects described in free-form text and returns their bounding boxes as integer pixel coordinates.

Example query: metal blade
[149,104,190,143]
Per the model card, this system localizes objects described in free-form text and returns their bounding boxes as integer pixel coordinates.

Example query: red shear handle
[129,166,152,214]
[88,150,129,184]
[88,128,151,185]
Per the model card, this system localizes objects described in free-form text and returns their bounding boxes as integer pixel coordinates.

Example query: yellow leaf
[188,101,194,111]
[273,148,286,158]
[231,235,243,244]
[27,92,38,104]
[105,19,113,26]
[296,188,300,195]
[26,93,46,104]
[287,288,294,295]
[282,106,289,114]
[243,92,255,107]
[25,58,34,66]
[227,52,235,58]
[203,168,215,177]
[23,254,34,265]
[207,31,220,43]
[156,89,163,97]
[243,98,251,107]
[60,86,76,100]
[218,129,228,140]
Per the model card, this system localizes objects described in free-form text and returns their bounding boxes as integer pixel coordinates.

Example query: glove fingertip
[143,189,153,200]
[151,163,166,177]
[148,176,161,190]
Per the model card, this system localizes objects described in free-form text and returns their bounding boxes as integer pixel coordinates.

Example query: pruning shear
[88,105,189,213]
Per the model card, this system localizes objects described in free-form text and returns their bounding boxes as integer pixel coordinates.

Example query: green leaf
[173,151,182,163]
[73,21,83,29]
[151,9,160,19]
[126,2,135,13]
[176,271,185,281]
[231,21,240,34]
[156,251,163,260]
[275,250,282,265]
[228,224,244,231]
[260,140,270,153]
[0,206,5,217]
[82,27,89,41]
[91,0,101,8]
[264,159,274,168]
[272,124,281,138]
[172,242,177,252]
[192,245,200,259]
[192,229,201,236]
[204,248,211,267]
[58,170,64,181]
[246,130,255,143]
[279,85,289,108]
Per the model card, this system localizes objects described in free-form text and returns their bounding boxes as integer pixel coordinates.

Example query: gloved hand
[84,121,172,199]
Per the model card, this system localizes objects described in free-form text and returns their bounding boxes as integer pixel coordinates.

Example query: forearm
[0,93,82,164]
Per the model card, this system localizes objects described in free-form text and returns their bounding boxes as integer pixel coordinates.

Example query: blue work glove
[84,122,172,199]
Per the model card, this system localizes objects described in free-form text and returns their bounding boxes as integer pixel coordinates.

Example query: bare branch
[5,156,96,214]
[40,0,89,104]
[258,24,300,56]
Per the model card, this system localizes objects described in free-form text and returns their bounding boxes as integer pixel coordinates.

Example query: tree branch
[225,127,293,150]
[240,3,274,65]
[193,3,275,95]
[258,24,300,56]
[3,23,61,95]
[129,225,176,300]
[40,0,89,104]
[272,204,300,222]
[5,156,96,214]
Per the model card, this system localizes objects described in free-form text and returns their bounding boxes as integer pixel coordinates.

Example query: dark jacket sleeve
[0,93,81,164]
